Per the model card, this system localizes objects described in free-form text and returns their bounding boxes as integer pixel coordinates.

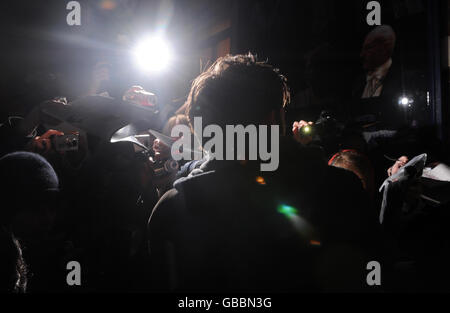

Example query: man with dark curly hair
[148,53,381,292]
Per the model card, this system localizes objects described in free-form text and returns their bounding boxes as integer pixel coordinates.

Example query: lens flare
[255,176,266,185]
[277,204,298,218]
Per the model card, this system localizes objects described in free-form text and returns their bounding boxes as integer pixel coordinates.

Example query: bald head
[361,25,396,70]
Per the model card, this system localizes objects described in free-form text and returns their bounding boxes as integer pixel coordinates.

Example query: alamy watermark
[66,1,81,26]
[366,260,381,286]
[170,117,280,172]
[66,261,81,286]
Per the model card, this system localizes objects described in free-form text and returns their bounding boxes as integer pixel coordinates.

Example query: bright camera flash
[399,97,409,106]
[133,36,172,73]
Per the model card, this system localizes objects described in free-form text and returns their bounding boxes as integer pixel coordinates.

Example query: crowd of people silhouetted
[1,52,449,293]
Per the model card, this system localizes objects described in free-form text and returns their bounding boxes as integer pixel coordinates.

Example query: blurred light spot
[277,204,298,218]
[256,176,266,185]
[309,240,321,246]
[398,96,413,106]
[100,0,117,10]
[133,36,172,73]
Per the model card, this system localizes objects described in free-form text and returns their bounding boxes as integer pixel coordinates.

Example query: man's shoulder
[149,170,215,225]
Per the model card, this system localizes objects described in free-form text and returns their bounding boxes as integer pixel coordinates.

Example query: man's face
[360,36,394,71]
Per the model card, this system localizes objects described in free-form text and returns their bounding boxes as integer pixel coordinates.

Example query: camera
[136,149,179,177]
[299,111,339,138]
[315,111,338,135]
[52,134,79,152]
[153,159,179,177]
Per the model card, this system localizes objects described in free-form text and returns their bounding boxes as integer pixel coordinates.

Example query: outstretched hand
[31,129,64,154]
[387,156,409,177]
[292,120,313,145]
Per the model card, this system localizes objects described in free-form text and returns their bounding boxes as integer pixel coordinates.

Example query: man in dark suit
[351,25,429,130]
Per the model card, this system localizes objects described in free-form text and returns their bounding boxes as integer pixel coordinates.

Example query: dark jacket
[148,138,384,292]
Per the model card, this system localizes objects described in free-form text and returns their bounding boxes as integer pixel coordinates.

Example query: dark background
[0,0,446,136]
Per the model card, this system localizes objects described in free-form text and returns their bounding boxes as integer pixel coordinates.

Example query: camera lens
[165,159,179,172]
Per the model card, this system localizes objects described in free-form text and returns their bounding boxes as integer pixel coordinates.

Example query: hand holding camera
[31,129,79,155]
[292,120,314,145]
[31,129,64,153]
[52,133,79,153]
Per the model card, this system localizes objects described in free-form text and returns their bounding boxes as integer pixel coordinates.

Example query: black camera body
[314,110,339,137]
[300,111,339,138]
[52,134,79,152]
[153,159,179,177]
[136,149,179,177]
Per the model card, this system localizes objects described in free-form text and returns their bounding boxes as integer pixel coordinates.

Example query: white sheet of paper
[422,163,450,182]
